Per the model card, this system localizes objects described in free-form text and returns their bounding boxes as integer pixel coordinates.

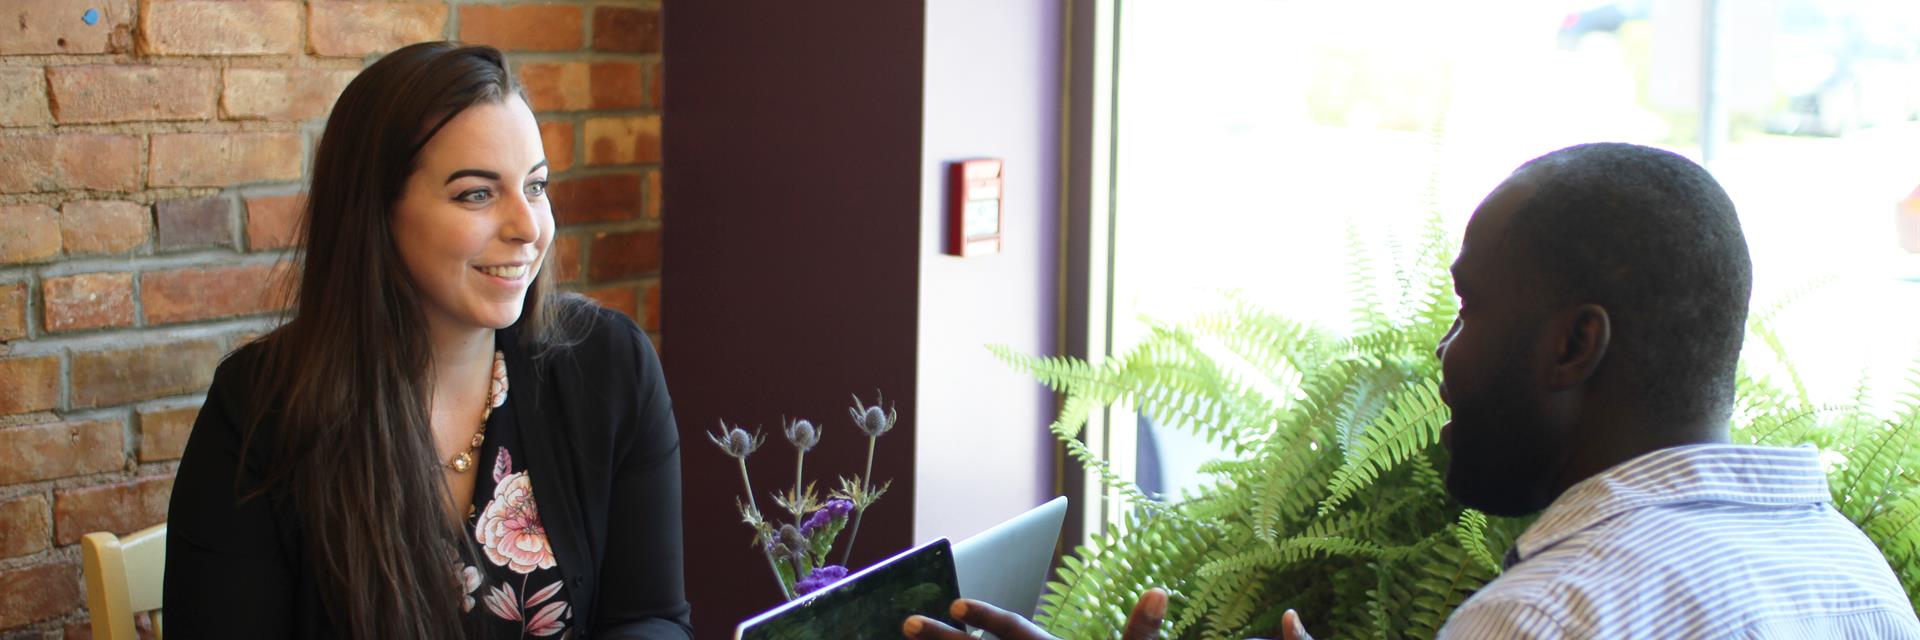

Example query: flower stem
[839,435,878,566]
[739,458,793,600]
[764,547,794,601]
[794,450,806,524]
[737,459,760,514]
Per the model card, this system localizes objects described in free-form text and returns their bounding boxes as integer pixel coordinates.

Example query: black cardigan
[163,305,693,638]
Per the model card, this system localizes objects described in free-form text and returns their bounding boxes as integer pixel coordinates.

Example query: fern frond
[1749,320,1814,410]
[1319,379,1449,515]
[988,343,1120,399]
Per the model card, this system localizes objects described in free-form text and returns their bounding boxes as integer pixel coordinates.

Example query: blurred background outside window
[1110,0,1920,500]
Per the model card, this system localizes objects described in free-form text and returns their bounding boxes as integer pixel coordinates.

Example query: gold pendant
[451,451,473,473]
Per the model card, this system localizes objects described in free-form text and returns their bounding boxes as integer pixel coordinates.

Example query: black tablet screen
[741,539,962,640]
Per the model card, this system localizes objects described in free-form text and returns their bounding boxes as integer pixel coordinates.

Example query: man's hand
[903,588,1169,640]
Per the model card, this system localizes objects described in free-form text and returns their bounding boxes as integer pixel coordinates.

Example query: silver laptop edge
[952,496,1069,620]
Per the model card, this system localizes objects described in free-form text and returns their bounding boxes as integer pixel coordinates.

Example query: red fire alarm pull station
[947,159,1003,257]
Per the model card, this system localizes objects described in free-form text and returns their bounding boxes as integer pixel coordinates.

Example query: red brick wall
[0,2,662,636]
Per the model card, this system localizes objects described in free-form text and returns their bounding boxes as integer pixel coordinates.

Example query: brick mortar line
[581,0,598,47]
[225,182,247,256]
[0,119,309,136]
[2,57,361,70]
[135,394,207,415]
[549,162,663,179]
[136,130,152,191]
[0,186,264,209]
[54,337,69,413]
[0,538,77,576]
[47,308,285,342]
[557,217,662,235]
[576,226,595,287]
[0,457,182,498]
[25,277,43,341]
[506,51,662,65]
[128,253,145,330]
[112,405,137,469]
[16,248,289,278]
[566,274,659,291]
[564,161,666,176]
[447,0,463,40]
[0,412,60,428]
[3,317,277,357]
[0,483,50,506]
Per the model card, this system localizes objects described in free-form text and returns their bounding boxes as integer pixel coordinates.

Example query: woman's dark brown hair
[247,41,577,638]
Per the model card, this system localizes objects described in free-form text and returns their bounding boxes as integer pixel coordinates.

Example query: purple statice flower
[800,499,855,536]
[793,565,849,595]
[801,509,832,535]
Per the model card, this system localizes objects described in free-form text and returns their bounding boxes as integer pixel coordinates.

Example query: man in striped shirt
[1412,143,1919,638]
[905,144,1920,640]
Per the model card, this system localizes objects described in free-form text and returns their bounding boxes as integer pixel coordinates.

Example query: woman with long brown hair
[164,42,691,638]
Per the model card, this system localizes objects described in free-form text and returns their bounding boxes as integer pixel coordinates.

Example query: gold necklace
[446,350,508,473]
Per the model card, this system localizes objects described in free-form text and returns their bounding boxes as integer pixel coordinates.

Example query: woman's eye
[456,188,493,204]
[525,180,549,199]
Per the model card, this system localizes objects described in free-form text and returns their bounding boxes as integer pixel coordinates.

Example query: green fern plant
[998,219,1920,639]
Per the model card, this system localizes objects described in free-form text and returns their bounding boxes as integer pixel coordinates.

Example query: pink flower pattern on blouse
[476,468,557,574]
[462,351,572,638]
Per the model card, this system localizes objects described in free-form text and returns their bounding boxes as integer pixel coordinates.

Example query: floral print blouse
[456,351,574,638]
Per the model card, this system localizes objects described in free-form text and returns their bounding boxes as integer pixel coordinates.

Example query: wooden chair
[81,524,166,640]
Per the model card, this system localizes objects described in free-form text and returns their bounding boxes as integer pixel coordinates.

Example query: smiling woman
[161,42,692,639]
[392,96,554,341]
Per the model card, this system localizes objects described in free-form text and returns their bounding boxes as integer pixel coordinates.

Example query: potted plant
[998,219,1920,639]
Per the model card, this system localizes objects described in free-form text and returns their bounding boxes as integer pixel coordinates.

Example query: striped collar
[1511,444,1833,564]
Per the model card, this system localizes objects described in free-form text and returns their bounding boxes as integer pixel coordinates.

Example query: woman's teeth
[477,265,527,279]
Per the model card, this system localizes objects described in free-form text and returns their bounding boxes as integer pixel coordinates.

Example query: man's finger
[1281,609,1315,640]
[1121,589,1169,640]
[951,598,1058,640]
[902,614,973,640]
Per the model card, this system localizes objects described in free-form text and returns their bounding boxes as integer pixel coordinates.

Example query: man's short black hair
[1509,142,1753,422]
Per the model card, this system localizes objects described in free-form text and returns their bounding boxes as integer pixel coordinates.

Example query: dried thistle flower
[849,394,897,438]
[778,523,807,551]
[783,418,821,452]
[837,391,896,566]
[707,422,766,460]
[718,421,788,599]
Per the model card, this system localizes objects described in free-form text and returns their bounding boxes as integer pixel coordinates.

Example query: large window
[1083,0,1920,505]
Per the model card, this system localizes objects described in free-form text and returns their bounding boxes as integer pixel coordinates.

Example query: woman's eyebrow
[525,159,548,176]
[444,169,500,185]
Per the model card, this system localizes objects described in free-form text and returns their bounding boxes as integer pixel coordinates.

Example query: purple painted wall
[913,0,1063,542]
[663,1,1061,635]
[661,3,926,637]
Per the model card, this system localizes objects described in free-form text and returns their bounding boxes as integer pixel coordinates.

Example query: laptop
[952,496,1069,619]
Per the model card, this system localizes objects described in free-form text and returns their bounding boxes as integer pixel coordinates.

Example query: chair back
[81,524,166,640]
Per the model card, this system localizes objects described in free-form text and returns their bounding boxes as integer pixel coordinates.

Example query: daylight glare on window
[1114,0,1920,500]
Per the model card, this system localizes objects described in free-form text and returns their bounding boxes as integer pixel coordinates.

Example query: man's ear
[1545,304,1610,391]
